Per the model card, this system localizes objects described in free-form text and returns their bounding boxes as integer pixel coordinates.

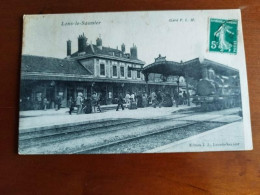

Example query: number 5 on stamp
[209,18,238,54]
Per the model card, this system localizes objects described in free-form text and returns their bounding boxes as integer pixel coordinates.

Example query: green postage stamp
[209,18,238,54]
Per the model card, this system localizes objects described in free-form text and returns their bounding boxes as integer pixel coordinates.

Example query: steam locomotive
[192,65,241,111]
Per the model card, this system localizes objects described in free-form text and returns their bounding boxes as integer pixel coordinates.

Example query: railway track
[19,111,198,150]
[19,118,168,149]
[74,121,202,154]
[19,108,241,153]
[74,114,242,154]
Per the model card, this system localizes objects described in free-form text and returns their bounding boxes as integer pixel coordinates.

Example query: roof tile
[21,55,92,75]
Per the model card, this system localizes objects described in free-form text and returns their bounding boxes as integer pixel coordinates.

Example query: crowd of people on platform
[19,95,62,111]
[20,89,190,113]
[114,90,189,112]
[68,92,102,115]
[148,90,187,107]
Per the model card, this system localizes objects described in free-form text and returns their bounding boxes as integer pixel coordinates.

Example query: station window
[128,68,132,78]
[113,65,117,77]
[120,67,124,77]
[100,63,105,76]
[137,71,141,78]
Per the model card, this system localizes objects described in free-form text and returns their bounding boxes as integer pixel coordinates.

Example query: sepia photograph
[18,10,252,154]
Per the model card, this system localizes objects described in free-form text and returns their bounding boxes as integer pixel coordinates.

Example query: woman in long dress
[214,23,234,52]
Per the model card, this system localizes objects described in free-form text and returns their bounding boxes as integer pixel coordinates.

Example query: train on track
[192,63,242,111]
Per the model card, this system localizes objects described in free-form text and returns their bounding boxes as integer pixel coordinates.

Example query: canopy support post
[176,76,179,107]
[144,73,149,94]
[177,76,180,94]
[185,73,190,106]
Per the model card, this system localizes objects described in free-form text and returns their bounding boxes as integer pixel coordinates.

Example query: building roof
[70,44,145,64]
[20,55,180,86]
[21,55,92,75]
[183,58,239,78]
[143,60,183,76]
[143,56,239,79]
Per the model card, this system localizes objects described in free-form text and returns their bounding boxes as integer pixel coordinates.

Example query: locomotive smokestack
[201,66,208,79]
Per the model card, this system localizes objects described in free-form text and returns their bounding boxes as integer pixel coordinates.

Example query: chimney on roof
[121,43,125,53]
[130,44,138,59]
[96,34,102,50]
[67,40,71,56]
[78,33,87,53]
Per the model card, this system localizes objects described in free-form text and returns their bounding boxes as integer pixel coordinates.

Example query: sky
[22,10,245,69]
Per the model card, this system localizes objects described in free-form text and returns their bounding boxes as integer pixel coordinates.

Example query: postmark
[209,18,238,54]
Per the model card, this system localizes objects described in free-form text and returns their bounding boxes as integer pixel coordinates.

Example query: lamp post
[144,73,149,94]
[176,76,180,107]
[121,83,125,95]
[177,76,180,94]
[185,73,190,106]
[91,82,95,95]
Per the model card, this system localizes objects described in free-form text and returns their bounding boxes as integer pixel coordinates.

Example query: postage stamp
[209,18,238,54]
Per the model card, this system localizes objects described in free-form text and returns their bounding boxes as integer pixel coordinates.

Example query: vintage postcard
[19,10,252,154]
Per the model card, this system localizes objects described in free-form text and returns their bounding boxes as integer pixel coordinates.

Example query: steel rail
[73,121,202,154]
[73,117,242,154]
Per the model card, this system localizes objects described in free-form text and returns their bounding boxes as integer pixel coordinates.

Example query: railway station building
[20,33,185,110]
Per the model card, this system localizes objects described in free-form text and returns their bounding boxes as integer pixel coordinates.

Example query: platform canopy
[142,55,239,80]
[142,56,184,76]
[183,58,239,78]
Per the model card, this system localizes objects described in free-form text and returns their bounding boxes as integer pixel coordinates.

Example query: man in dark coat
[96,92,102,112]
[55,95,62,110]
[183,91,188,105]
[69,98,75,115]
[82,97,92,114]
[136,91,143,108]
[116,93,124,111]
[174,89,179,107]
[157,90,163,108]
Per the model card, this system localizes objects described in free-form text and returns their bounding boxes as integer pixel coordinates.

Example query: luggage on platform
[83,99,92,114]
[129,101,137,109]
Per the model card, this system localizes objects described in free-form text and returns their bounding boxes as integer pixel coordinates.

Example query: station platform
[146,121,247,153]
[19,103,120,118]
[19,105,194,132]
